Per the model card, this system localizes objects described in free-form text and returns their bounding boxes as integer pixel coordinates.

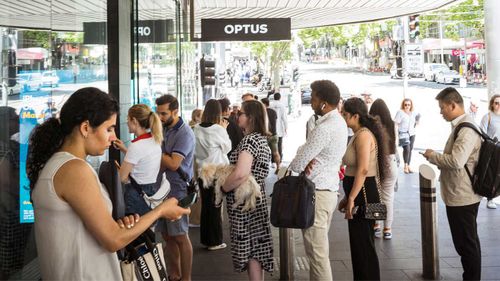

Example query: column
[485,0,500,99]
[107,0,132,161]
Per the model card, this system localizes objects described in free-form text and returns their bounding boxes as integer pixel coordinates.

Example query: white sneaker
[208,243,227,251]
[487,200,497,209]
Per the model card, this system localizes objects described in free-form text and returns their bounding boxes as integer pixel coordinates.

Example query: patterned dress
[227,132,274,273]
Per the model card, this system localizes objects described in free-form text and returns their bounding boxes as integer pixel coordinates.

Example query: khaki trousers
[301,190,338,281]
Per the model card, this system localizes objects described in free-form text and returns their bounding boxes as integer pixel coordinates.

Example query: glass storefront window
[0,1,107,279]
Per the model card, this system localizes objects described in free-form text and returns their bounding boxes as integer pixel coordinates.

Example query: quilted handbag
[270,171,316,229]
[361,139,387,220]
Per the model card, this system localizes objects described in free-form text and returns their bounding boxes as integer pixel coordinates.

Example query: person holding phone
[394,98,419,173]
[112,104,163,216]
[27,88,189,281]
[221,100,274,279]
[193,99,231,251]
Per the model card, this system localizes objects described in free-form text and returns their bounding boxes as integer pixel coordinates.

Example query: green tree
[420,0,484,40]
[246,41,292,90]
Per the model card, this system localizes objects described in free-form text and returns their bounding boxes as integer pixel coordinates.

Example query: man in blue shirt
[155,94,195,281]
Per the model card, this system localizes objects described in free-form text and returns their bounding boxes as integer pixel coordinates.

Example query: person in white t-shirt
[113,104,164,215]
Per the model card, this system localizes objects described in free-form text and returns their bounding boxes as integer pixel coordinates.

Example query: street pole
[439,19,444,64]
[402,16,409,99]
[485,0,500,99]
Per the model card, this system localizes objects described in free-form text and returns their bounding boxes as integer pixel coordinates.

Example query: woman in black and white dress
[221,100,274,279]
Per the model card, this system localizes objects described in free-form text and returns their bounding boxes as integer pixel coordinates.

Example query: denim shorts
[124,182,158,216]
[155,214,189,236]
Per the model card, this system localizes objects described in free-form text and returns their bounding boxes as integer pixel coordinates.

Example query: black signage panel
[201,18,291,42]
[83,20,173,44]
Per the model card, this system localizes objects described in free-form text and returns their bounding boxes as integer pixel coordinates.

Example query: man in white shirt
[270,92,288,160]
[290,80,348,281]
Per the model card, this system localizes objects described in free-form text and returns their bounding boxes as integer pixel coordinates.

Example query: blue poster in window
[19,103,38,223]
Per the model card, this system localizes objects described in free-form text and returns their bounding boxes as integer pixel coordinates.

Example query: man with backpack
[422,87,482,280]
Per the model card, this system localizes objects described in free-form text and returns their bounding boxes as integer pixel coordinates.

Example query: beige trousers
[301,190,338,281]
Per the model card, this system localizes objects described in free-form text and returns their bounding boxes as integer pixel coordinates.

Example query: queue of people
[26,83,495,281]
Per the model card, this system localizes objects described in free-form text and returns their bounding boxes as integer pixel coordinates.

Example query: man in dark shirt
[218,98,243,156]
[262,97,280,171]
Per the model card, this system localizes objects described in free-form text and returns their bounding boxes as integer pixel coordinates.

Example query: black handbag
[398,131,410,147]
[361,140,387,220]
[270,171,316,229]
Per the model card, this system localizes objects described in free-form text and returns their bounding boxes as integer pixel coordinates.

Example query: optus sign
[201,18,291,41]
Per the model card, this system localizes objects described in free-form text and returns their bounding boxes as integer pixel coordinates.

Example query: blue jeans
[124,182,158,216]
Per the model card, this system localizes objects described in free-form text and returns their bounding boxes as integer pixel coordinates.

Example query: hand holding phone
[178,193,197,208]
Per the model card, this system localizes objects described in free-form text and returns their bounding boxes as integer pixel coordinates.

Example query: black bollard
[279,228,294,280]
[419,164,440,280]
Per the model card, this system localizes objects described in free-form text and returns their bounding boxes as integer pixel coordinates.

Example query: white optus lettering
[223,24,269,35]
[136,26,151,36]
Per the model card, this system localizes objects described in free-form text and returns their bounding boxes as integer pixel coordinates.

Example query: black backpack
[454,122,500,198]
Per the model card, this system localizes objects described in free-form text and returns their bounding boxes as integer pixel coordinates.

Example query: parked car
[436,69,461,84]
[301,86,312,104]
[41,71,60,87]
[423,63,448,82]
[18,73,42,92]
[0,81,22,96]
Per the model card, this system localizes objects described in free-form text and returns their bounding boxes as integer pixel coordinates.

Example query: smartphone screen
[178,193,197,208]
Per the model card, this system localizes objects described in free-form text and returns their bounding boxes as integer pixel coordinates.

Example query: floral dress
[227,132,274,272]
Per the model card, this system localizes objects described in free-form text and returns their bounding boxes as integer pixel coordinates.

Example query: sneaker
[383,232,392,240]
[374,226,382,238]
[487,200,497,209]
[208,243,227,251]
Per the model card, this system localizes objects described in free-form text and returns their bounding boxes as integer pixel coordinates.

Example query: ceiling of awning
[0,0,460,32]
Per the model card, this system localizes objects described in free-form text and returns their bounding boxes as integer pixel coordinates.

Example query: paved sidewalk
[187,168,500,281]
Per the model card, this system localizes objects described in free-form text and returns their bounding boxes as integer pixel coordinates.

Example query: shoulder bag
[361,138,387,220]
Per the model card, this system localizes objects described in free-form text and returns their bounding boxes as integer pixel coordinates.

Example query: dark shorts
[124,182,158,216]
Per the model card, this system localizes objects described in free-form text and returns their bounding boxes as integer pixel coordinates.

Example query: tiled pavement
[187,167,500,281]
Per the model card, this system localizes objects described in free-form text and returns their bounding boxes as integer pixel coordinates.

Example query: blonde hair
[128,104,163,144]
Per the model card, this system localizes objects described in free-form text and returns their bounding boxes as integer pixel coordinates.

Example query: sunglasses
[495,101,500,105]
[237,111,247,117]
[404,104,411,106]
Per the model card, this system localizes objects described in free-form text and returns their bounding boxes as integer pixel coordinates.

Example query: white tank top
[32,152,121,280]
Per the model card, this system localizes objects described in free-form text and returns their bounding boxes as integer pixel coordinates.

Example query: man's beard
[313,106,323,117]
[163,116,174,128]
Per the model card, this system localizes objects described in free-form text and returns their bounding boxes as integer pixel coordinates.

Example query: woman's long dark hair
[369,99,396,155]
[343,97,390,182]
[27,87,119,190]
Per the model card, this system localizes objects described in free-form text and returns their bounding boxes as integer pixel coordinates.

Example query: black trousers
[446,202,481,281]
[402,135,416,164]
[344,176,381,281]
[200,185,223,247]
[278,136,283,159]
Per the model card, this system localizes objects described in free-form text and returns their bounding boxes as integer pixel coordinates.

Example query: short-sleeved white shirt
[394,110,417,136]
[124,136,162,184]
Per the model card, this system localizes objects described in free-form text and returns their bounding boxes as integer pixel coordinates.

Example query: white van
[423,63,449,82]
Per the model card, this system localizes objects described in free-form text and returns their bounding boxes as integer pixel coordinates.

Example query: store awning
[0,0,460,31]
[16,48,48,60]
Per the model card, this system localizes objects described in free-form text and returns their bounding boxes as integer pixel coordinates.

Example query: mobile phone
[178,193,197,208]
[419,151,425,155]
[352,206,359,215]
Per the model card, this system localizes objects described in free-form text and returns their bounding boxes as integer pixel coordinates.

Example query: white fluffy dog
[199,163,262,212]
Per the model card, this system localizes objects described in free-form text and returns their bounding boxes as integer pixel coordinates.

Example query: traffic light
[200,58,215,87]
[408,14,420,40]
[292,68,299,82]
[7,50,17,87]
